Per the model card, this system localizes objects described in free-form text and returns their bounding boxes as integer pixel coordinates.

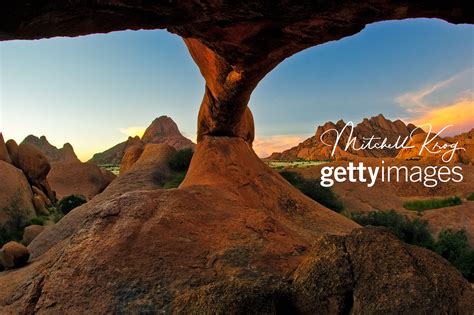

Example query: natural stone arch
[1,3,474,313]
[1,1,472,143]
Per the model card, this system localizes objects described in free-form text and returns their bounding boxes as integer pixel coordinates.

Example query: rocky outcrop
[396,129,473,164]
[0,133,11,163]
[16,143,50,186]
[0,242,30,270]
[90,116,195,166]
[89,136,141,165]
[452,128,474,164]
[16,142,56,203]
[22,225,45,246]
[292,228,474,313]
[270,114,422,160]
[0,161,36,235]
[141,116,195,149]
[5,139,19,166]
[47,161,116,200]
[22,135,79,163]
[119,145,144,174]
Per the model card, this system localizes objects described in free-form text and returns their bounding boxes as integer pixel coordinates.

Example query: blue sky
[1,18,473,160]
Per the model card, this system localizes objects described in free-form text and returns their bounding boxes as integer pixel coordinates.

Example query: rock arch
[1,1,472,143]
[1,3,473,313]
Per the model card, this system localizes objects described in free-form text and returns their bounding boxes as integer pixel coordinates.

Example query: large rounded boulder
[17,143,51,185]
[47,161,116,200]
[0,161,36,235]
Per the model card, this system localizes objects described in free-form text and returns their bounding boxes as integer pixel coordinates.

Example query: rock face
[90,116,195,166]
[0,161,36,235]
[452,128,474,164]
[141,116,195,149]
[47,161,116,200]
[89,136,139,165]
[22,225,45,246]
[16,143,51,186]
[270,114,422,160]
[0,133,12,163]
[119,145,144,174]
[292,228,474,314]
[396,129,474,164]
[5,139,19,166]
[22,135,79,163]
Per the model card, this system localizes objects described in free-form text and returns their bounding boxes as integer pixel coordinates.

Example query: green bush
[349,210,435,249]
[58,195,87,215]
[348,210,474,281]
[467,193,474,201]
[280,171,344,212]
[163,172,186,189]
[30,216,46,226]
[434,229,474,282]
[403,196,462,211]
[168,148,193,172]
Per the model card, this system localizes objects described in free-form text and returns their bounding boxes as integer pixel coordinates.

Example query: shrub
[0,204,28,247]
[434,229,474,282]
[168,148,193,172]
[348,210,474,281]
[349,210,435,249]
[403,196,462,211]
[30,216,46,226]
[58,195,87,215]
[467,193,474,201]
[163,172,186,189]
[280,171,344,212]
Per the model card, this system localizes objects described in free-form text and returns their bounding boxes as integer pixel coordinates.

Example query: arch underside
[1,1,472,141]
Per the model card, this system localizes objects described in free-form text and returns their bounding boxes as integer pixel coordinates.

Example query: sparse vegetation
[403,196,462,211]
[163,172,186,189]
[30,216,46,226]
[0,192,31,247]
[168,148,193,172]
[347,210,435,248]
[158,148,194,189]
[435,229,474,282]
[280,171,344,212]
[467,193,474,201]
[99,164,120,175]
[266,160,327,169]
[347,210,474,281]
[58,195,87,215]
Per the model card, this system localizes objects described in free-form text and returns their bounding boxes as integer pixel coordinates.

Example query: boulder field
[1,1,473,313]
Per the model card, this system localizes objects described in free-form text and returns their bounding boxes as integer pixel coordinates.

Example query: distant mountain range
[268,114,423,160]
[89,116,195,165]
[22,135,79,163]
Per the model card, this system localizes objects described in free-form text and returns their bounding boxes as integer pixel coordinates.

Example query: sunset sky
[1,18,473,160]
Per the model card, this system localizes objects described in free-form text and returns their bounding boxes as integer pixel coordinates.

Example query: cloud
[395,68,473,134]
[253,134,308,158]
[411,97,474,136]
[119,126,146,138]
[395,68,473,113]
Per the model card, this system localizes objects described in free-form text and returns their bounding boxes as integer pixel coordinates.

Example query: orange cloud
[253,134,308,158]
[410,98,474,135]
